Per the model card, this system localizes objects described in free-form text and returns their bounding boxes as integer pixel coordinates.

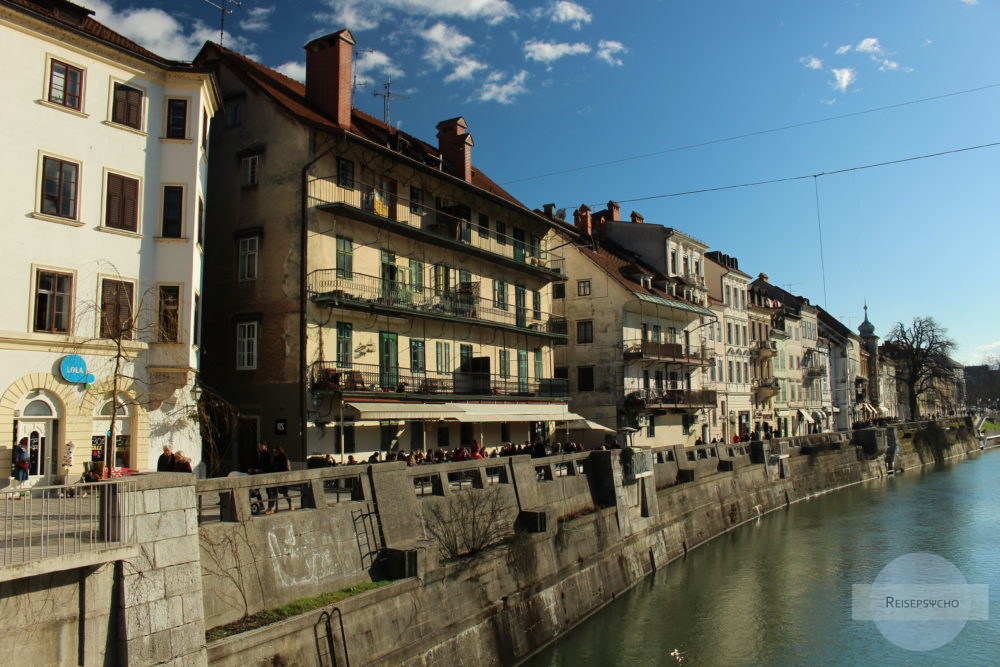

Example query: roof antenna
[374,78,408,127]
[202,0,241,46]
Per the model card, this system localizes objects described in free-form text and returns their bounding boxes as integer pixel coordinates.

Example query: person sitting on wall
[157,446,175,472]
[172,451,193,473]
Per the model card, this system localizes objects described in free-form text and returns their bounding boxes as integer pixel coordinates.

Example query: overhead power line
[601,140,1000,206]
[502,82,1000,185]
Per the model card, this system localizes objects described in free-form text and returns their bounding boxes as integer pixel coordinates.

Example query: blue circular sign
[60,355,95,384]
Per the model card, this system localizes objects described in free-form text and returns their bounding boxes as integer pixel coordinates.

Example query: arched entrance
[92,394,133,472]
[14,391,61,485]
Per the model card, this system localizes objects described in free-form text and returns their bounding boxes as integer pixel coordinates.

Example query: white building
[0,0,219,482]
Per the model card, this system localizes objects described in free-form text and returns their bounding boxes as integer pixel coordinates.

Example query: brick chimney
[573,205,592,236]
[305,30,355,130]
[758,272,769,283]
[436,117,474,182]
[607,201,620,221]
[630,211,644,223]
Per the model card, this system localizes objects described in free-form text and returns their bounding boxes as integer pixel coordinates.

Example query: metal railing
[624,388,718,407]
[751,340,777,357]
[622,339,713,364]
[803,365,828,377]
[308,270,568,336]
[307,175,565,275]
[311,361,570,398]
[753,377,781,392]
[1,479,136,566]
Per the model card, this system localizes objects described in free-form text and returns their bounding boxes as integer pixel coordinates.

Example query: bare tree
[422,486,515,560]
[884,317,957,420]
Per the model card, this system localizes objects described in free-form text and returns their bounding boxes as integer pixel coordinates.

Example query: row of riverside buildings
[1,1,966,483]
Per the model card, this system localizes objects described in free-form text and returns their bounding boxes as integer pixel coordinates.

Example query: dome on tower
[858,305,875,337]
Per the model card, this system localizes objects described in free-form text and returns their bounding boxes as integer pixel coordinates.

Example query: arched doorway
[92,395,133,472]
[14,391,61,485]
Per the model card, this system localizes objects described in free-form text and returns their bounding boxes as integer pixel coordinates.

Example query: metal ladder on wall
[351,502,384,570]
[314,607,350,667]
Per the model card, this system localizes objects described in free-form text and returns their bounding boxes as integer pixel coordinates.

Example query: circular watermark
[852,552,989,651]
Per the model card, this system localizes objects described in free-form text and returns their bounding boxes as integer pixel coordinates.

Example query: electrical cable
[501,82,1000,185]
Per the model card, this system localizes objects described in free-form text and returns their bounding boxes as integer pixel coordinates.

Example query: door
[380,251,397,303]
[515,284,527,328]
[379,332,399,390]
[18,421,47,478]
[517,350,529,394]
[513,227,526,262]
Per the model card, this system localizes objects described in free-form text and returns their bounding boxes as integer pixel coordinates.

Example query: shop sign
[60,355,96,385]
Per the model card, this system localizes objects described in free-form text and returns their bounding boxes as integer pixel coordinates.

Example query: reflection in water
[527,452,1000,666]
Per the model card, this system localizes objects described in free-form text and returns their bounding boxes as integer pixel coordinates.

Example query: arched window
[98,398,130,418]
[23,399,53,417]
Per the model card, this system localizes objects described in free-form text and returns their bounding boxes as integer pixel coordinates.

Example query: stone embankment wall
[204,418,985,666]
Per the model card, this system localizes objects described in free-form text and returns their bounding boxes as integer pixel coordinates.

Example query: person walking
[249,442,276,513]
[12,437,30,493]
[271,446,293,511]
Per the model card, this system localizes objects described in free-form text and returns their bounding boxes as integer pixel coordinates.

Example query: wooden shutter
[101,280,133,339]
[112,84,127,124]
[126,87,142,128]
[122,177,138,231]
[106,173,123,228]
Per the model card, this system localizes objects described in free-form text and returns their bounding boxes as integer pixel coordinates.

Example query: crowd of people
[307,440,598,468]
[156,446,194,473]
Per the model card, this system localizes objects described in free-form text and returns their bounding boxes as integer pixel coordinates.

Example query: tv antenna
[374,78,408,127]
[202,0,242,47]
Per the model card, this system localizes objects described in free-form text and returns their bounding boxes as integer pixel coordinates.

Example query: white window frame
[236,321,258,370]
[241,155,259,186]
[238,235,259,281]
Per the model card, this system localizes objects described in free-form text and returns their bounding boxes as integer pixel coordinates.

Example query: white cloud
[855,37,912,73]
[444,58,487,82]
[477,70,528,104]
[87,0,254,60]
[800,55,823,70]
[275,61,306,82]
[355,50,405,85]
[830,67,856,92]
[596,40,627,66]
[550,1,592,29]
[240,6,274,32]
[856,37,884,55]
[321,0,516,31]
[960,0,978,5]
[524,40,590,63]
[421,22,487,83]
[835,44,852,55]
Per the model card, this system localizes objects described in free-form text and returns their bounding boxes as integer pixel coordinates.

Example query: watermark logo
[853,552,988,651]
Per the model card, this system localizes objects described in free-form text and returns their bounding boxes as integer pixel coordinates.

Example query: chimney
[629,211,644,224]
[436,117,474,182]
[542,203,556,219]
[607,201,620,221]
[573,205,592,236]
[305,30,355,130]
[758,272,769,283]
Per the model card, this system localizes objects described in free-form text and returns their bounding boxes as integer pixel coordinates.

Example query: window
[104,172,139,231]
[532,290,541,319]
[727,323,733,344]
[336,322,352,368]
[241,155,259,186]
[409,186,425,214]
[193,293,201,348]
[197,197,205,246]
[161,185,183,237]
[336,236,353,279]
[554,366,568,379]
[647,415,656,438]
[238,236,258,281]
[336,157,354,189]
[553,283,565,299]
[100,279,133,340]
[725,285,731,305]
[33,270,72,333]
[48,60,83,110]
[577,280,591,296]
[224,100,242,127]
[534,348,543,378]
[166,99,187,138]
[499,349,509,378]
[410,260,424,293]
[158,285,180,342]
[670,250,677,274]
[728,361,734,384]
[478,213,489,238]
[742,326,748,347]
[410,339,425,372]
[41,156,79,219]
[435,342,451,374]
[433,264,451,292]
[577,320,594,344]
[493,280,507,310]
[202,110,209,150]
[111,82,142,129]
[495,220,507,244]
[577,366,595,391]
[236,321,258,370]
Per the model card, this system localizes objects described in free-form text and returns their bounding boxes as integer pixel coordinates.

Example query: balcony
[310,362,569,400]
[751,340,777,359]
[752,377,780,395]
[308,270,568,339]
[624,388,717,410]
[681,271,706,289]
[308,176,564,279]
[622,339,713,366]
[803,364,827,378]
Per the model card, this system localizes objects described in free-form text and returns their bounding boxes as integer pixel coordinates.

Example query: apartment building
[196,32,573,467]
[0,0,219,482]
[816,307,866,429]
[748,283,780,436]
[704,251,752,441]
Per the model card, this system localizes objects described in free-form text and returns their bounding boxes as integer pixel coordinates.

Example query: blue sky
[89,0,1000,365]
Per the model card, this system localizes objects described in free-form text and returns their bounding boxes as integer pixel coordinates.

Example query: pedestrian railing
[0,479,137,566]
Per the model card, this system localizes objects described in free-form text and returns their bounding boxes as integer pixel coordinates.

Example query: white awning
[558,419,616,433]
[798,409,814,423]
[451,403,582,423]
[345,402,465,421]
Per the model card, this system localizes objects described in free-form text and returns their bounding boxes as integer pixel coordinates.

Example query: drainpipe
[300,130,341,459]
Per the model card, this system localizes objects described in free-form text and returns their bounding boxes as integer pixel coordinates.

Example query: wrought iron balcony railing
[310,361,569,399]
[751,340,777,358]
[752,377,781,393]
[308,270,568,337]
[622,339,713,365]
[623,388,717,409]
[803,365,827,377]
[307,175,565,277]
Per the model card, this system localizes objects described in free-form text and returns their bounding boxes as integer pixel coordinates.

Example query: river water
[527,450,1000,666]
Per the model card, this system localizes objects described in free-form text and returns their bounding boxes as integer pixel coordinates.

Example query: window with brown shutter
[105,173,139,232]
[112,83,143,129]
[100,279,134,340]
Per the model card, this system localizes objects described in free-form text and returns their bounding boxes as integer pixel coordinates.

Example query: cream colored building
[704,252,752,441]
[0,0,219,482]
[748,284,780,436]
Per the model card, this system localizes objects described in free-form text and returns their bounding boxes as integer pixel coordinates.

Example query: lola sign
[59,355,96,384]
